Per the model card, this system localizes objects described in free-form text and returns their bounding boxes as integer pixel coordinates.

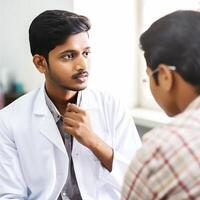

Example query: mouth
[72,71,89,83]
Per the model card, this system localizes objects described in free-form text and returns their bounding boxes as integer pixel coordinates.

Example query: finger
[63,117,77,128]
[63,126,75,136]
[64,111,79,120]
[66,103,85,114]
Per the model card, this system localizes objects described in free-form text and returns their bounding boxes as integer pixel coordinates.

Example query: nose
[75,55,88,71]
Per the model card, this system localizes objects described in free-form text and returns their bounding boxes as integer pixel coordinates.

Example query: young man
[121,10,200,200]
[0,10,141,200]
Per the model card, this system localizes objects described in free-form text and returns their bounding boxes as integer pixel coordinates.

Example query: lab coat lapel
[33,85,67,154]
[39,116,67,154]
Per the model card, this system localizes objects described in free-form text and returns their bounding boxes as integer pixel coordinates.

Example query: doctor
[0,10,141,200]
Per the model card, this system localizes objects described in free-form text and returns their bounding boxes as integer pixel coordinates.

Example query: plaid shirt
[121,96,200,200]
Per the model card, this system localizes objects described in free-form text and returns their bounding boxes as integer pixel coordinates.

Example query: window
[139,0,200,110]
[74,0,200,121]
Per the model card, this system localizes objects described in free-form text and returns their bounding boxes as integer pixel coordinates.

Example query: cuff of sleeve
[99,149,129,191]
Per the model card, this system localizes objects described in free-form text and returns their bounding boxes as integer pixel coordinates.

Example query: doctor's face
[45,32,91,92]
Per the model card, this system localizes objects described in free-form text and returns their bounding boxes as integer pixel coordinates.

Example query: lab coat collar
[33,84,67,154]
[32,84,98,154]
[78,87,99,110]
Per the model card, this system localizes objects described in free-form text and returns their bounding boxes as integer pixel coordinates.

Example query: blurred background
[0,0,199,137]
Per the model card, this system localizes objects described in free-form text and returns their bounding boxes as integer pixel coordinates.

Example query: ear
[33,54,48,74]
[158,64,174,92]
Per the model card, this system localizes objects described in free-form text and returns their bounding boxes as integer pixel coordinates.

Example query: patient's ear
[158,64,174,92]
[33,54,48,74]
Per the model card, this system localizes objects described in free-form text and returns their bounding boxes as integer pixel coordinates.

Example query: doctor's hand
[63,103,114,172]
[63,103,95,148]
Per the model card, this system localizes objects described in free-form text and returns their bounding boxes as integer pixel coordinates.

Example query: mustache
[72,71,89,79]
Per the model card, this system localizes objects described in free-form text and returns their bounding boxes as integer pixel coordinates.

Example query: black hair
[29,10,91,59]
[140,10,200,92]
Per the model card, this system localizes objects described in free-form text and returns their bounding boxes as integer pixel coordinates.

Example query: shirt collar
[44,86,82,123]
[44,89,61,123]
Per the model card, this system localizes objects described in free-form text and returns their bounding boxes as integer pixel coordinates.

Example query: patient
[121,10,200,199]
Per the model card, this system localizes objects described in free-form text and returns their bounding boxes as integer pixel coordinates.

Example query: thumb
[66,103,79,113]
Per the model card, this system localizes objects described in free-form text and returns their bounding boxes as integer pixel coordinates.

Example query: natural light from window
[74,0,200,127]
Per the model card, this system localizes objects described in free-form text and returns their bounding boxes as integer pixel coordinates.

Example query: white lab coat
[0,85,141,200]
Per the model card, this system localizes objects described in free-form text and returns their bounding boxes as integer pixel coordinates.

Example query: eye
[62,53,74,60]
[83,50,91,58]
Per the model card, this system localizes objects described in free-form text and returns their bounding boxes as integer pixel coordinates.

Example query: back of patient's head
[29,10,91,59]
[140,10,200,93]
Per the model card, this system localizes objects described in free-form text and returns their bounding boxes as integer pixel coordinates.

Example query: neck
[56,93,78,116]
[45,83,78,115]
[174,74,198,112]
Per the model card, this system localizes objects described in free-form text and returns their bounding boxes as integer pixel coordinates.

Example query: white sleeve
[0,114,28,199]
[99,96,142,190]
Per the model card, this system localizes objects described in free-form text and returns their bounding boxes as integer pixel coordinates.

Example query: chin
[69,84,88,91]
[165,109,181,117]
[77,86,87,91]
[77,83,88,91]
[166,112,176,117]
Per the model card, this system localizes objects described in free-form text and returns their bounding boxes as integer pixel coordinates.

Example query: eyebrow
[59,47,91,55]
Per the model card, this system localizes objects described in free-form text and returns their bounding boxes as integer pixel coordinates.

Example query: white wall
[0,0,73,91]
